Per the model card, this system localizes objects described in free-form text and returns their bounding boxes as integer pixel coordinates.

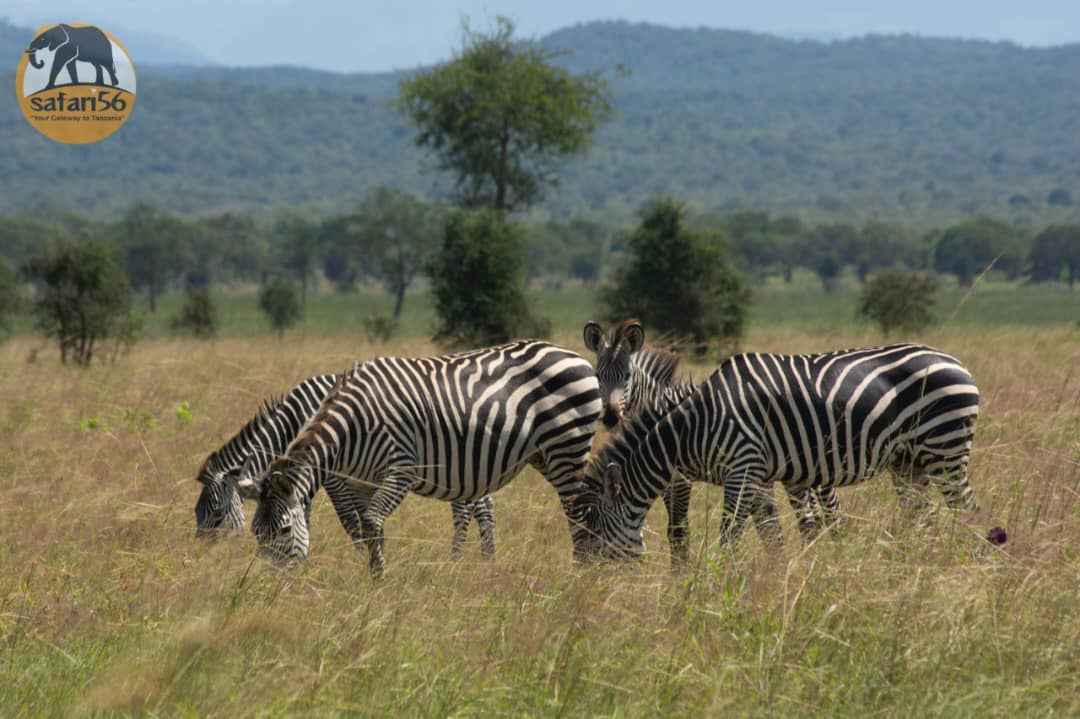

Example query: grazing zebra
[230,341,602,576]
[578,343,994,558]
[194,373,497,559]
[583,320,843,557]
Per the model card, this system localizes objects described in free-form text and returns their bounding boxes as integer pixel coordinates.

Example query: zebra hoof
[985,526,1007,546]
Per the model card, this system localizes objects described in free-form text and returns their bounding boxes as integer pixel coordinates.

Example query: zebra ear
[233,456,263,500]
[583,321,605,352]
[602,462,624,504]
[623,321,645,354]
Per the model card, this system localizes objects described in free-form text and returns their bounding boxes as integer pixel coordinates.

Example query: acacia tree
[25,240,137,365]
[396,17,613,212]
[119,204,192,313]
[1029,224,1080,287]
[600,198,750,357]
[356,187,442,319]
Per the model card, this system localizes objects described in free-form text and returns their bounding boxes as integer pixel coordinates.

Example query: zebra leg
[750,484,784,548]
[781,487,820,544]
[449,500,472,561]
[661,476,691,567]
[474,495,496,560]
[926,457,978,513]
[814,487,844,536]
[360,474,413,579]
[717,476,759,547]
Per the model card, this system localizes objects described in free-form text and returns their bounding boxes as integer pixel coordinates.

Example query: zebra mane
[588,399,674,483]
[203,394,287,472]
[633,346,683,385]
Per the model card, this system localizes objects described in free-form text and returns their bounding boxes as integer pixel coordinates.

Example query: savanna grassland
[2,286,1080,717]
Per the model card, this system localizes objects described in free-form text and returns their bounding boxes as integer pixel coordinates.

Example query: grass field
[2,286,1080,716]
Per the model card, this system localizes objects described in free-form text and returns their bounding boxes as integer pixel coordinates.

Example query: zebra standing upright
[583,320,844,556]
[194,372,497,559]
[577,343,998,558]
[230,341,603,576]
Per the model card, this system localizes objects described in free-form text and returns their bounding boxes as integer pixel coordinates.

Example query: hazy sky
[6,0,1077,71]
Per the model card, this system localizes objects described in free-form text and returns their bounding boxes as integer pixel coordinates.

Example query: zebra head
[571,461,646,561]
[194,456,246,537]
[240,458,312,564]
[583,319,645,429]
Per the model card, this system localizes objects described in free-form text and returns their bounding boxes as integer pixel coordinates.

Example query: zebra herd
[194,320,1004,576]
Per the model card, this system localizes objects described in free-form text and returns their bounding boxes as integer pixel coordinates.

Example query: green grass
[1,326,1080,716]
[12,273,1075,345]
[3,283,1080,716]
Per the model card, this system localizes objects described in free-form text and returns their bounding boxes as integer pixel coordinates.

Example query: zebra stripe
[194,373,497,559]
[580,343,982,557]
[235,341,602,576]
[583,321,845,558]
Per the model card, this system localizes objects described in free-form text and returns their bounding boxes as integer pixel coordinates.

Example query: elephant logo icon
[15,23,137,145]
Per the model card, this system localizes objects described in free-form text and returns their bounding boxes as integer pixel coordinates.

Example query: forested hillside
[3,19,1080,223]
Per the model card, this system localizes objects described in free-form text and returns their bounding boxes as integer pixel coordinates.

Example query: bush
[363,314,398,344]
[599,197,750,357]
[858,270,938,334]
[24,240,138,366]
[0,262,21,343]
[171,286,218,338]
[258,278,302,339]
[429,210,550,349]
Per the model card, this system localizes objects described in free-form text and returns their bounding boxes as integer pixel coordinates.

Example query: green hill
[3,19,1080,223]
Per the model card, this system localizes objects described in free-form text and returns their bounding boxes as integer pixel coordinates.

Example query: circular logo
[15,23,137,144]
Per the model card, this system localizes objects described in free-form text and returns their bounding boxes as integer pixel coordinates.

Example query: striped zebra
[583,320,843,557]
[229,340,602,576]
[577,343,997,558]
[194,373,497,559]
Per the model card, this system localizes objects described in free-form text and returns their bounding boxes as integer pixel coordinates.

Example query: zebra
[578,343,1001,558]
[228,340,603,577]
[583,320,843,558]
[194,372,497,560]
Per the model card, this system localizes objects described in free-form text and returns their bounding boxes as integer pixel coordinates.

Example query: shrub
[858,270,938,335]
[363,314,398,344]
[24,240,138,366]
[171,286,218,338]
[599,197,750,357]
[258,278,302,339]
[0,261,21,343]
[429,210,550,349]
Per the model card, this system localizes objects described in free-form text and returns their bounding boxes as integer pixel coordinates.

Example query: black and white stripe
[194,373,497,559]
[580,343,983,557]
[234,341,602,576]
[584,321,844,560]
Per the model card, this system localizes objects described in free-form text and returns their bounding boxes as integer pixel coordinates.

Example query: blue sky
[6,0,1077,71]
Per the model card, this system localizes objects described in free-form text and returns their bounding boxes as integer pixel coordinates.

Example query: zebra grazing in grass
[194,373,497,560]
[583,320,844,559]
[229,341,602,577]
[577,343,998,559]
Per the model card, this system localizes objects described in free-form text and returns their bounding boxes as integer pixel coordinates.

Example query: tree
[0,261,21,342]
[118,203,191,313]
[858,270,938,334]
[796,223,858,292]
[1029,224,1080,287]
[171,285,219,338]
[354,187,442,319]
[933,218,1021,285]
[258,278,302,339]
[599,198,750,356]
[272,214,321,307]
[396,16,612,212]
[24,240,137,366]
[429,210,549,349]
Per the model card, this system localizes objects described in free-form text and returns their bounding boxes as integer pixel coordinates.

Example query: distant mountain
[0,18,213,66]
[3,19,1080,224]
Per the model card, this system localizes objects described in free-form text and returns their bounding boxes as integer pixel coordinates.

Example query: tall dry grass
[1,327,1079,717]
